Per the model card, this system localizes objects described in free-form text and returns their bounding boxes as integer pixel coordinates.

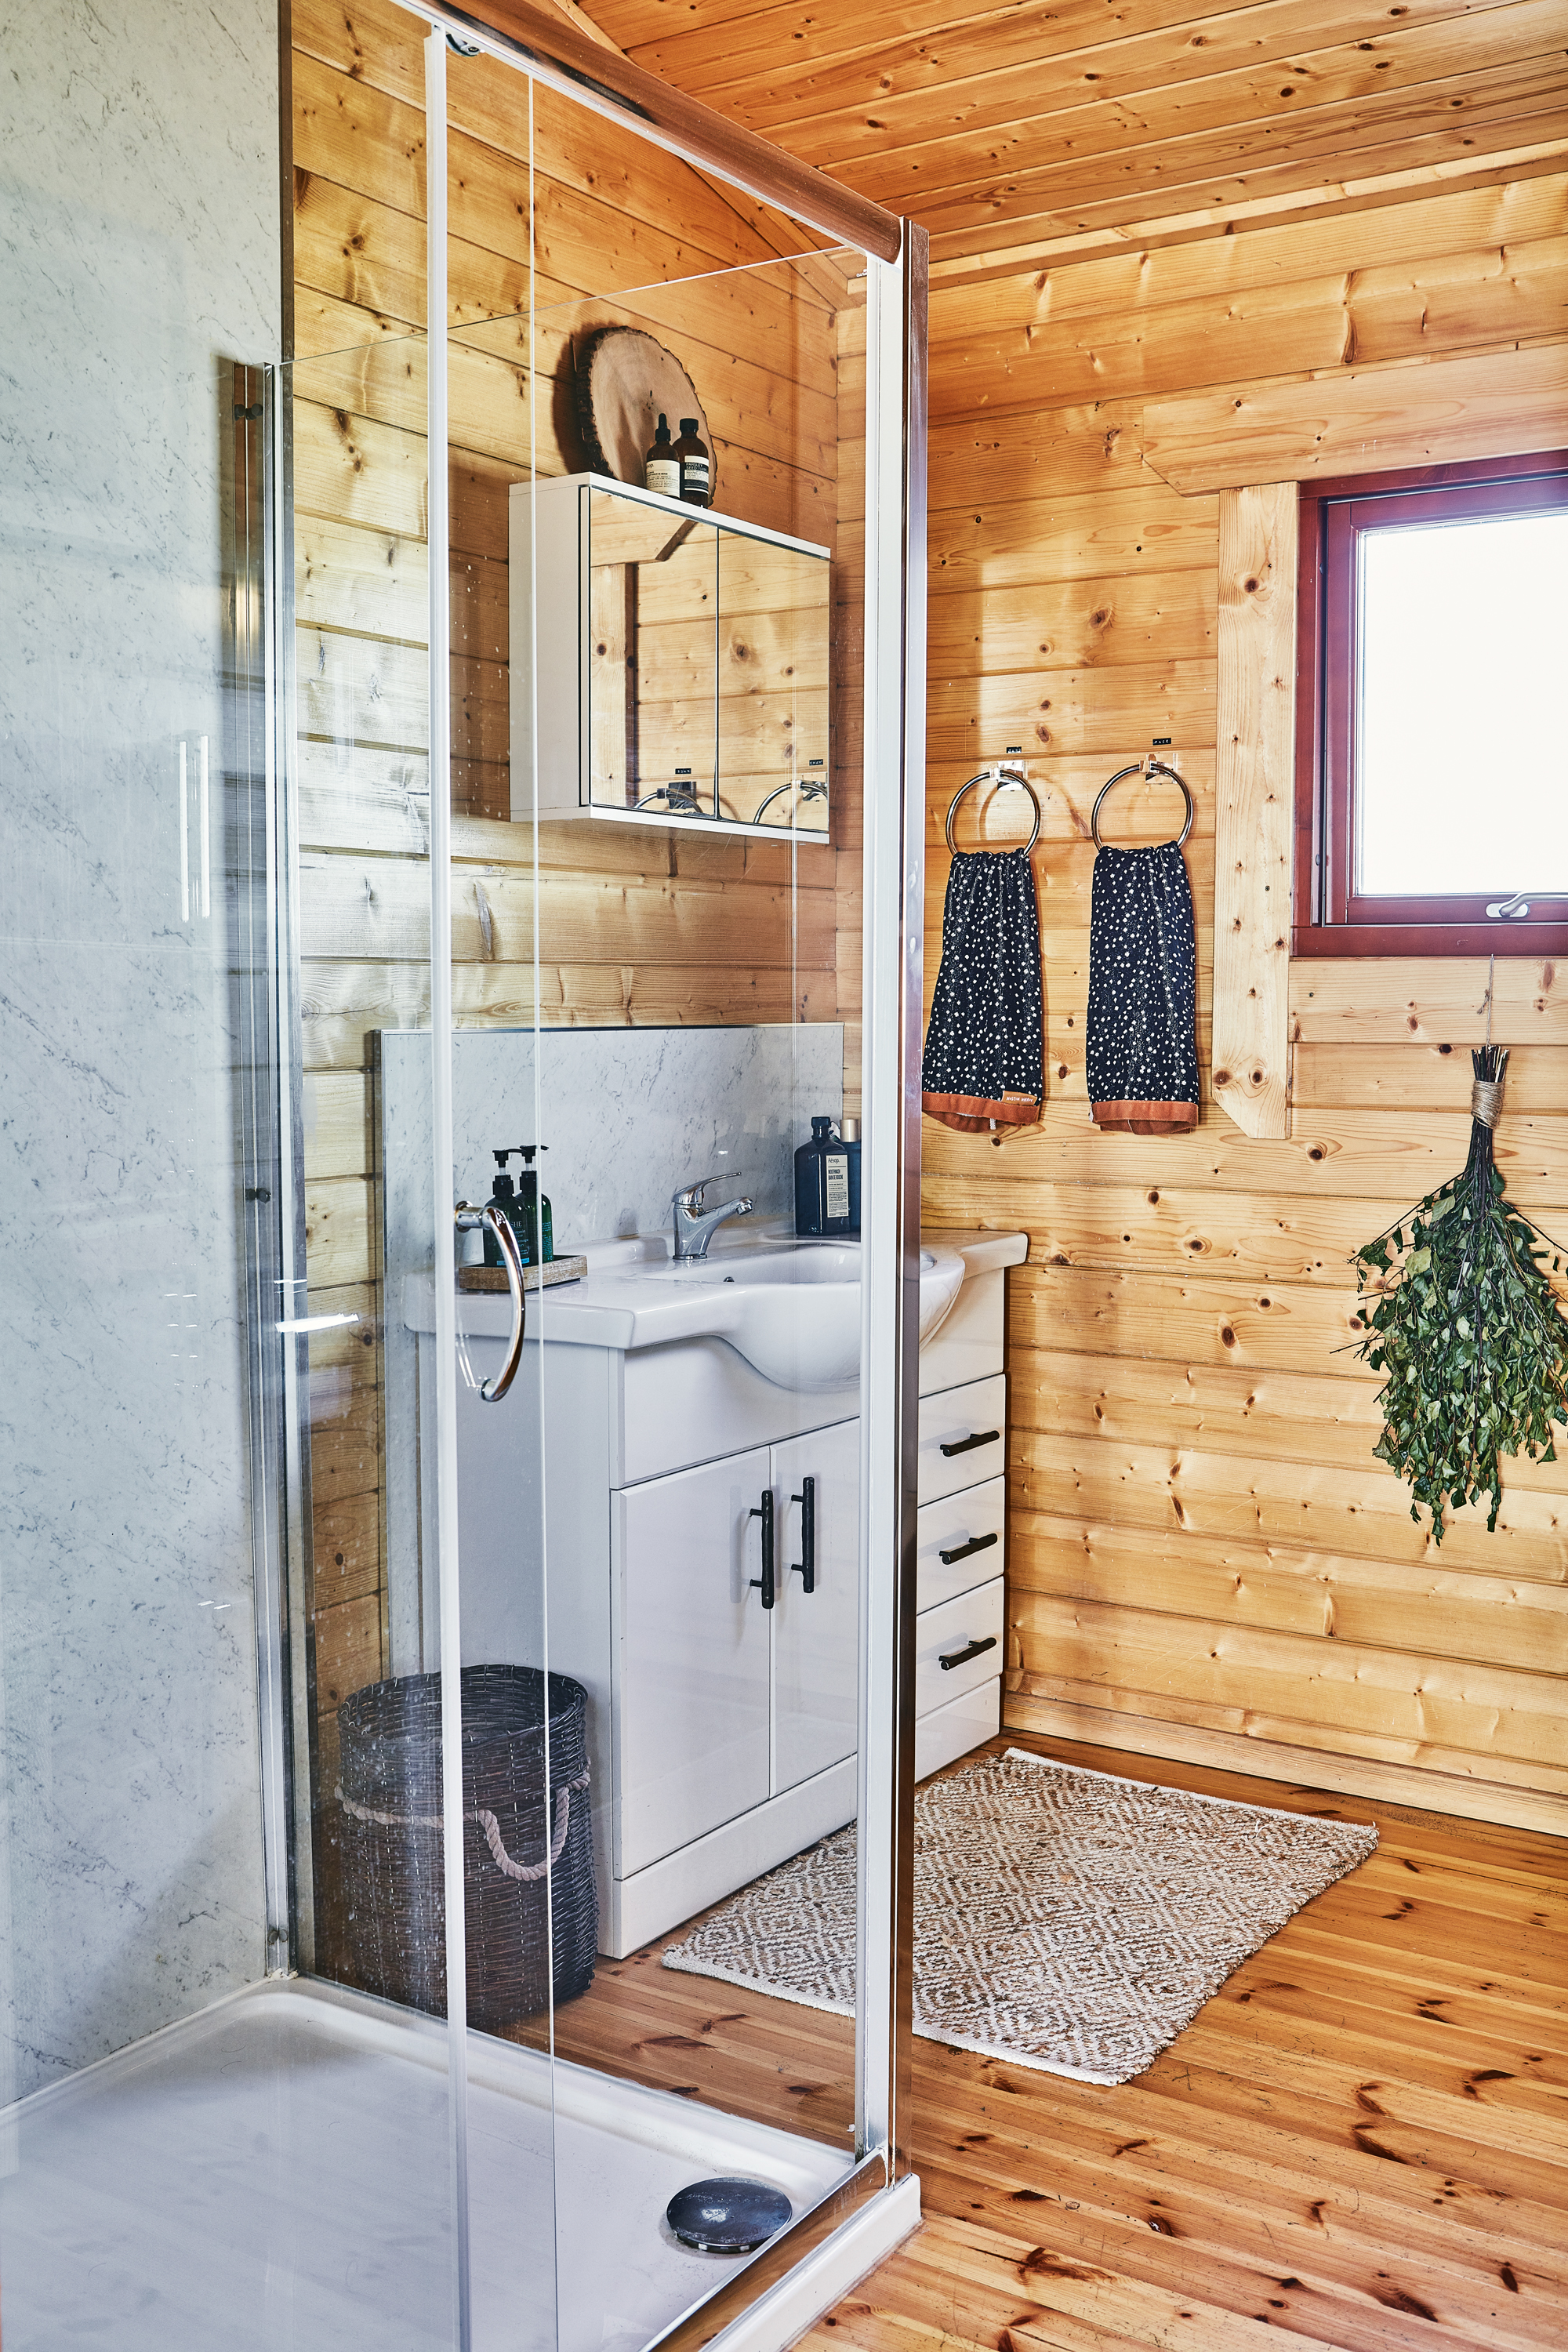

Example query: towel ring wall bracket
[1092,757,1193,851]
[946,764,1043,855]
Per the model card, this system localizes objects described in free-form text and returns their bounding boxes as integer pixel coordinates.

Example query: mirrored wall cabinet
[510,474,831,839]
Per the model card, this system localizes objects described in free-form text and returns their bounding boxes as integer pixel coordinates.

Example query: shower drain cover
[666,2176,792,2253]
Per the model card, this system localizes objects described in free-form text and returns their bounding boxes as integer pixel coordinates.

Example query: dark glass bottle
[794,1116,853,1239]
[674,417,711,508]
[517,1145,554,1265]
[484,1146,553,1267]
[644,412,680,499]
[484,1149,530,1267]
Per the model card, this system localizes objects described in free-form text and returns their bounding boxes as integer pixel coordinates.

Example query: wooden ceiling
[586,0,1568,261]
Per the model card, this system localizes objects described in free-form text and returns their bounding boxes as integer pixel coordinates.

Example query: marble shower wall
[0,0,280,2100]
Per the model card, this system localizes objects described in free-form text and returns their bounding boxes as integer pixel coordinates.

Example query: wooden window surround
[1293,448,1568,960]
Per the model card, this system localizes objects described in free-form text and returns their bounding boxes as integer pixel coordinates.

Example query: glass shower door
[0,1,503,2339]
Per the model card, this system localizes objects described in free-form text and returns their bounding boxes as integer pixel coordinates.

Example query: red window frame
[1293,448,1568,958]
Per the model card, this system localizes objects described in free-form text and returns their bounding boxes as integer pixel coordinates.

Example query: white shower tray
[0,1974,853,2351]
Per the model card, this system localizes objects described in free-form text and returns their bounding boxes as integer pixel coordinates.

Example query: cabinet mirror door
[720,537,830,832]
[614,1446,771,1876]
[772,1420,859,1793]
[586,487,718,818]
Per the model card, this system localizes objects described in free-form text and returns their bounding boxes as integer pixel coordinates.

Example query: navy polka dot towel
[921,847,1044,1134]
[1086,839,1199,1134]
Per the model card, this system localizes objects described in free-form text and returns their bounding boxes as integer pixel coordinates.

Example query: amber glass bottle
[644,412,680,499]
[674,418,711,508]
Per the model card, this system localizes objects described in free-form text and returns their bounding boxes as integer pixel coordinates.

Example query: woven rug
[663,1750,1377,2085]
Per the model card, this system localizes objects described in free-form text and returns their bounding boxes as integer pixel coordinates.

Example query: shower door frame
[250,5,930,2338]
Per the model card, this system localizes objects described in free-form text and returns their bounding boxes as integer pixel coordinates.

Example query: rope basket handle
[339,1768,590,1885]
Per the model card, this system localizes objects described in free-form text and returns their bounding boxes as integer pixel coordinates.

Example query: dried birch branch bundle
[1352,1045,1568,1544]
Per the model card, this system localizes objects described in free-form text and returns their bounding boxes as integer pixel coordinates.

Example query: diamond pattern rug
[662,1750,1377,2085]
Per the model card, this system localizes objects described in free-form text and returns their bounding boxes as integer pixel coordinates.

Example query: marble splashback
[377,1024,843,1671]
[380,1023,845,1263]
[0,0,279,2103]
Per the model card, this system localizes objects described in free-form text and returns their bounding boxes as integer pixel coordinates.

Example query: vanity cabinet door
[771,1418,859,1794]
[615,1446,772,1876]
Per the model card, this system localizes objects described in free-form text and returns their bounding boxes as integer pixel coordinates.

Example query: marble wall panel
[0,0,281,2100]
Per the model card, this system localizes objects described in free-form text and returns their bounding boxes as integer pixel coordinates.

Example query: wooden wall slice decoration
[573,326,716,502]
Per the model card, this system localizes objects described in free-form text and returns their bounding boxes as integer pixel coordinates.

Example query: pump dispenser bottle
[517,1145,554,1266]
[485,1147,553,1267]
[484,1150,528,1268]
[644,412,680,499]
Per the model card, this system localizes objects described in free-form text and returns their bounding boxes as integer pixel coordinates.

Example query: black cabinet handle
[938,1428,1000,1459]
[938,1634,997,1672]
[749,1490,775,1610]
[790,1475,815,1594]
[938,1530,999,1567]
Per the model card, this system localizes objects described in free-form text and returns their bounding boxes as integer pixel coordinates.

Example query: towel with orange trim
[921,847,1044,1135]
[1087,839,1199,1135]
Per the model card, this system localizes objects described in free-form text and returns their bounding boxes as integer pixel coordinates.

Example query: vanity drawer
[916,1476,1006,1612]
[915,1678,1000,1781]
[913,1577,1005,1715]
[917,1374,1007,1505]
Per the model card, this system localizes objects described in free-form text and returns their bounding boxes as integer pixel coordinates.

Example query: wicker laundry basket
[336,1663,597,2030]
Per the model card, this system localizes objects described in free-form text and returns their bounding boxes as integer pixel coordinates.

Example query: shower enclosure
[1,2,926,2346]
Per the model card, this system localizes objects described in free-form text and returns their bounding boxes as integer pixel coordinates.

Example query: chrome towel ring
[945,766,1042,855]
[1091,757,1193,850]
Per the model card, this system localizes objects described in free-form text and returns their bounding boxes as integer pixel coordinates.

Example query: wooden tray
[458,1255,587,1293]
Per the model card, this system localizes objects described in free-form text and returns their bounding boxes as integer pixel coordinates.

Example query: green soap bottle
[485,1146,554,1266]
[516,1145,554,1265]
[484,1149,532,1267]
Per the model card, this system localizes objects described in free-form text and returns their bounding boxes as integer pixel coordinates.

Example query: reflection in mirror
[510,477,830,836]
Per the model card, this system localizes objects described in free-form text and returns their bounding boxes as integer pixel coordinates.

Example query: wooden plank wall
[920,170,1568,1832]
[289,0,861,1838]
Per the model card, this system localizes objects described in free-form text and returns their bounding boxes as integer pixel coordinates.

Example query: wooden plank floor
[524,1731,1568,2350]
[822,1733,1568,2352]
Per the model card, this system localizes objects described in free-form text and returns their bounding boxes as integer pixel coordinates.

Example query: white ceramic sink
[637,1240,965,1391]
[413,1229,1006,1396]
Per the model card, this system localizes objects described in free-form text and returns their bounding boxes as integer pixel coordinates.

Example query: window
[1294,449,1568,956]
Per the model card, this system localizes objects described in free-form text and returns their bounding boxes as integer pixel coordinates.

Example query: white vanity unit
[404,1227,1025,1958]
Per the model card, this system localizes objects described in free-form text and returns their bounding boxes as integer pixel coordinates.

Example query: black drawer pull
[938,1428,1000,1458]
[748,1490,775,1610]
[790,1474,815,1594]
[938,1530,999,1567]
[938,1635,997,1672]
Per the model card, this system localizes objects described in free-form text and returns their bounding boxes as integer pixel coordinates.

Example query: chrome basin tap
[672,1176,753,1263]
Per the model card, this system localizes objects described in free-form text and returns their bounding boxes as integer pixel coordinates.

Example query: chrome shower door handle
[454,1202,526,1402]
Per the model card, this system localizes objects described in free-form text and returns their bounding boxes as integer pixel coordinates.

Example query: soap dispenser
[794,1116,853,1239]
[644,412,680,499]
[484,1149,531,1268]
[516,1145,554,1266]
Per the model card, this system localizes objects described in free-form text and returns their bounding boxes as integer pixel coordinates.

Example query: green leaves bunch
[1352,1048,1568,1544]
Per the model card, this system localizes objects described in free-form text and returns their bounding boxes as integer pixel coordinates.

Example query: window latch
[1486,892,1530,920]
